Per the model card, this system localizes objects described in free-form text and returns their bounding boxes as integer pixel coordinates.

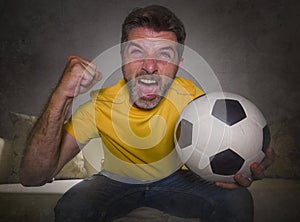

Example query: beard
[125,74,174,110]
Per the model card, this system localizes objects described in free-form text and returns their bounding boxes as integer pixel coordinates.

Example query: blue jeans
[55,169,253,222]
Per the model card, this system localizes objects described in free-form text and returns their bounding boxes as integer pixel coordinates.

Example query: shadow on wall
[266,114,300,179]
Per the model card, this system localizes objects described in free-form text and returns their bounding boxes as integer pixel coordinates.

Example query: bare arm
[20,56,102,186]
[19,91,74,186]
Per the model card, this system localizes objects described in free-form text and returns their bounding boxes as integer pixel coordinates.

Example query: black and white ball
[174,92,271,183]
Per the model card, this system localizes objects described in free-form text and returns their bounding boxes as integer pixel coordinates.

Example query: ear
[120,51,125,65]
[178,57,184,69]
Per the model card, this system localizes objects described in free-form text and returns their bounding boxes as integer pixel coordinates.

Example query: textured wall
[0,0,299,170]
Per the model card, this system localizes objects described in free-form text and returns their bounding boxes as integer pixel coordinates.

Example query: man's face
[122,27,182,109]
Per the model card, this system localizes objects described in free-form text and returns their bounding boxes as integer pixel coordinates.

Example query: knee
[54,193,77,222]
[225,188,254,221]
[228,188,253,212]
[54,191,96,222]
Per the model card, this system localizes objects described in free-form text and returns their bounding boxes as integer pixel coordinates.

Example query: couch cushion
[7,112,88,183]
[0,138,13,183]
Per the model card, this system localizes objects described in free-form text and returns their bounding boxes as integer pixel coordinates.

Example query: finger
[81,68,102,85]
[261,148,275,170]
[80,61,96,78]
[251,148,275,180]
[80,73,103,94]
[78,58,98,78]
[215,181,241,189]
[69,55,95,68]
[77,56,95,67]
[250,162,264,180]
[78,62,97,85]
[80,70,95,87]
[68,55,78,62]
[235,173,252,187]
[94,71,103,81]
[81,63,102,86]
[68,55,91,67]
[68,55,97,75]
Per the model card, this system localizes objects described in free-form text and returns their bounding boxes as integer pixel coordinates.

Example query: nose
[142,58,158,74]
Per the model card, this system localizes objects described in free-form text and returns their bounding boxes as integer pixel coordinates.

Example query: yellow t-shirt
[64,77,204,182]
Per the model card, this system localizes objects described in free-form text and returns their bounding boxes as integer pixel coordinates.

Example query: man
[20,5,274,222]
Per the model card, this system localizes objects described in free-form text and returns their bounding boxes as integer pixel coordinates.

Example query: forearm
[20,56,101,186]
[20,90,72,186]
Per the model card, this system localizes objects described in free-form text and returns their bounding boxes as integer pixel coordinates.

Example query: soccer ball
[174,92,271,183]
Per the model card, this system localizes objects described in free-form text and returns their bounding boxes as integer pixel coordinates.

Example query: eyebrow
[126,42,176,53]
[159,46,176,53]
[126,42,143,49]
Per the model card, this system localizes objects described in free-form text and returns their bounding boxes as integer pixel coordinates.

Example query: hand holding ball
[174,92,271,183]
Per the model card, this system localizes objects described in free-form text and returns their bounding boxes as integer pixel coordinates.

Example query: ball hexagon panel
[176,118,193,149]
[209,148,245,175]
[212,99,247,126]
[262,125,271,153]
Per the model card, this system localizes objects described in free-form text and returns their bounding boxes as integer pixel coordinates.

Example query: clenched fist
[56,55,102,98]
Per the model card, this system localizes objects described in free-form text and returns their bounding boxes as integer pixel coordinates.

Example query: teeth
[139,79,157,84]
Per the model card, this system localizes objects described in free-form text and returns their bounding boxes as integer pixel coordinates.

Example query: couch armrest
[0,179,82,194]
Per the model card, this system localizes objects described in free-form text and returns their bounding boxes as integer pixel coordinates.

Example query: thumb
[94,71,103,81]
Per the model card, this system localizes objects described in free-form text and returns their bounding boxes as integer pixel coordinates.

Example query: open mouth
[137,77,160,99]
[138,78,157,85]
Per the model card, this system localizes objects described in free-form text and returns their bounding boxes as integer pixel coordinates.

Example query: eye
[127,49,144,60]
[160,52,171,58]
[130,49,142,55]
[157,50,174,61]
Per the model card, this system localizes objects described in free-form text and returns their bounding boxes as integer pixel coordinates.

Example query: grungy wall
[0,0,299,150]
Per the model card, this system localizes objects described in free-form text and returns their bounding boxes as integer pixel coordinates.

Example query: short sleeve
[194,86,205,99]
[64,101,99,145]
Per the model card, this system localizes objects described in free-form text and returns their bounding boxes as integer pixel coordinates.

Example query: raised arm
[20,56,101,186]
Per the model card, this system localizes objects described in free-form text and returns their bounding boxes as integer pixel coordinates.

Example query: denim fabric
[55,169,253,222]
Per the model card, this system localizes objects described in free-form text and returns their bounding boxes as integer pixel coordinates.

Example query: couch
[0,112,299,221]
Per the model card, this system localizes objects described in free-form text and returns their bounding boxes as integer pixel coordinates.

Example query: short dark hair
[121,5,186,57]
